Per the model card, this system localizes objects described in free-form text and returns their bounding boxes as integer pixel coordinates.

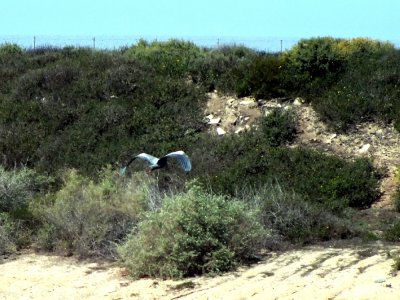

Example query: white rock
[359,144,371,154]
[216,127,226,135]
[293,97,304,106]
[235,127,245,134]
[208,117,221,125]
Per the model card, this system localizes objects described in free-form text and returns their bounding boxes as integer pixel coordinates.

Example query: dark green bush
[33,168,155,257]
[0,211,33,254]
[244,184,356,244]
[207,146,380,214]
[189,45,257,94]
[118,183,266,278]
[0,44,28,93]
[282,37,345,97]
[236,54,284,99]
[383,220,400,242]
[282,37,395,102]
[0,44,207,175]
[0,212,17,254]
[313,48,400,131]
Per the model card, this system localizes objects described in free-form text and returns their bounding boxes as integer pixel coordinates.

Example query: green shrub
[0,212,17,254]
[319,158,381,210]
[282,37,345,97]
[0,44,207,175]
[124,39,204,78]
[383,221,400,242]
[0,44,27,93]
[236,54,284,99]
[282,37,395,101]
[0,166,51,213]
[33,168,155,257]
[256,108,297,146]
[250,184,356,243]
[0,211,33,254]
[335,38,395,62]
[0,43,23,57]
[313,48,400,132]
[118,183,266,278]
[207,145,380,214]
[189,45,257,94]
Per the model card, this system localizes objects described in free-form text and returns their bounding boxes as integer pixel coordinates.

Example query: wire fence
[0,35,302,53]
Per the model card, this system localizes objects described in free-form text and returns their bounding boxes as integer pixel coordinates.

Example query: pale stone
[216,127,226,135]
[293,97,304,106]
[235,127,245,134]
[208,117,221,125]
[359,144,371,154]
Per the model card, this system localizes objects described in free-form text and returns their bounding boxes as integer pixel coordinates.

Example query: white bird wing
[134,153,160,166]
[163,151,192,172]
[120,153,159,175]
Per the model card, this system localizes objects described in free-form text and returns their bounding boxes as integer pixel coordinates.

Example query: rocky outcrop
[204,90,400,210]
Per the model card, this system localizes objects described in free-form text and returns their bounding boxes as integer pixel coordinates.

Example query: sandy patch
[1,242,400,300]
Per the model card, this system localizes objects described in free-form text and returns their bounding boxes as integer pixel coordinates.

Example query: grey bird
[120,150,192,175]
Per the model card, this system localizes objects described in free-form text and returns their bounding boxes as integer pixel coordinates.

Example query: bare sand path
[1,242,400,300]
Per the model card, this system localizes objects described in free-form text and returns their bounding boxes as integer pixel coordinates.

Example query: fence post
[93,37,95,49]
[280,40,283,54]
[33,36,36,50]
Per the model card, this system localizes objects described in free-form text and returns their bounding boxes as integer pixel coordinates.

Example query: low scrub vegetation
[118,183,266,278]
[0,212,18,254]
[383,221,400,242]
[244,184,357,244]
[0,166,51,214]
[32,168,157,257]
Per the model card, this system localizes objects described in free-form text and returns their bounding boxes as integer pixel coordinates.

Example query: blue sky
[1,0,399,49]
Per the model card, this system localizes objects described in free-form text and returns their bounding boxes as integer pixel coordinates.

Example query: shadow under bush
[118,183,266,279]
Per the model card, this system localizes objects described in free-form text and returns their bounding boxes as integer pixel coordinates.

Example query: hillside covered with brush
[1,37,400,279]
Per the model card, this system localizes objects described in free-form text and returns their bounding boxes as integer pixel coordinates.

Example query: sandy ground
[1,242,400,300]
